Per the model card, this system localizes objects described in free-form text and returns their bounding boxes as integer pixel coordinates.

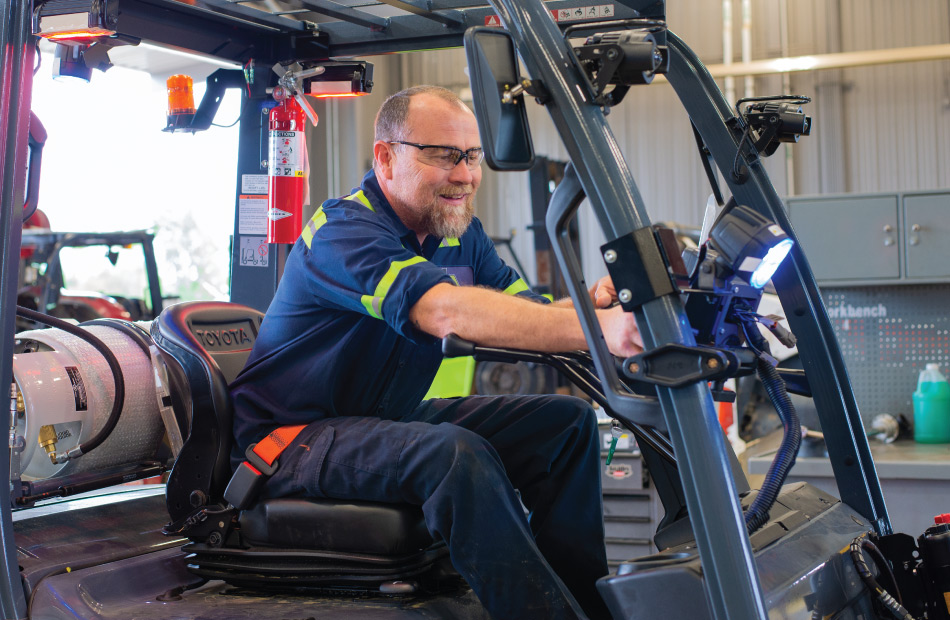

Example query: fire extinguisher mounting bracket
[273,62,322,127]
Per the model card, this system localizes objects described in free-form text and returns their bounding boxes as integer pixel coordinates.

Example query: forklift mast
[0,2,889,620]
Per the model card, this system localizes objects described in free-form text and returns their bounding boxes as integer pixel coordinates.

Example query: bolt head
[628,362,640,373]
[707,358,720,369]
[618,289,632,303]
[604,249,617,263]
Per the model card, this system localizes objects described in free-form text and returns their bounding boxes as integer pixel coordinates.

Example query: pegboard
[822,285,950,426]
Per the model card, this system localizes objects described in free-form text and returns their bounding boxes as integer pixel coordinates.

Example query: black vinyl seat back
[151,301,263,523]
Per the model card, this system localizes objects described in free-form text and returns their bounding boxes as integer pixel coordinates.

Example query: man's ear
[374,141,395,180]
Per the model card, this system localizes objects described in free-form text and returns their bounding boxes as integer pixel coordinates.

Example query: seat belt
[224,424,308,510]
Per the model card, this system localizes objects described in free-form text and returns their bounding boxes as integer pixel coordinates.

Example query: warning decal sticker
[239,195,268,235]
[554,4,614,21]
[239,236,269,268]
[486,4,615,26]
[64,366,88,411]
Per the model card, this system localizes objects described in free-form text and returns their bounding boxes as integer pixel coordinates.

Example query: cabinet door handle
[910,235,920,246]
[883,224,893,233]
[911,223,921,232]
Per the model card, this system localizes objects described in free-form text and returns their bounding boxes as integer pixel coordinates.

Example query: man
[230,85,643,619]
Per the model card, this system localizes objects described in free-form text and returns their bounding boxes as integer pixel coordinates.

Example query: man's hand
[589,275,618,309]
[598,305,644,358]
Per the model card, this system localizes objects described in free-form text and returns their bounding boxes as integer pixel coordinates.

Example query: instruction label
[269,131,304,177]
[241,174,268,194]
[239,195,268,235]
[239,236,269,268]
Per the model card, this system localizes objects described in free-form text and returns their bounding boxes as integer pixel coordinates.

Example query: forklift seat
[151,301,451,590]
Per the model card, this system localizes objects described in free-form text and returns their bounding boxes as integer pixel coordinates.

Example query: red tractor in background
[18,208,166,329]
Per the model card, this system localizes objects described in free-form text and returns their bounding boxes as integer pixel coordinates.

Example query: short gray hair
[374,85,467,142]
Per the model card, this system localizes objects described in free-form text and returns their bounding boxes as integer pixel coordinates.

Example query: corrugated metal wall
[315,0,950,285]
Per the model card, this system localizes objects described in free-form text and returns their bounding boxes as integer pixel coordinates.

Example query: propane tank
[12,324,166,480]
[919,513,950,620]
[267,87,309,244]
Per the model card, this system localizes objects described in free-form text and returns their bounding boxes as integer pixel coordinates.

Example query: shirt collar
[360,170,412,239]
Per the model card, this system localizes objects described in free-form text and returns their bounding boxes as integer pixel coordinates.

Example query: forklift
[0,1,948,619]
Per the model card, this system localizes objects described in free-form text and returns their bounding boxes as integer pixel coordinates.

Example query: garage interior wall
[310,0,950,287]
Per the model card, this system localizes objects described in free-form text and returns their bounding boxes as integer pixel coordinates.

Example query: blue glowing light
[750,238,794,288]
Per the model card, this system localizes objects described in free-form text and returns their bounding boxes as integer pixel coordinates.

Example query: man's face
[384,95,483,240]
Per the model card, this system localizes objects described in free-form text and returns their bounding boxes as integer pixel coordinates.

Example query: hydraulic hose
[15,305,125,459]
[742,321,801,534]
[849,536,916,620]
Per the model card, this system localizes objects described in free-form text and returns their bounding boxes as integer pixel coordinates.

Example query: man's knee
[543,395,598,435]
[400,423,505,499]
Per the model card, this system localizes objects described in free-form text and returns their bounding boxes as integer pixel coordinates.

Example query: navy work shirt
[230,170,546,455]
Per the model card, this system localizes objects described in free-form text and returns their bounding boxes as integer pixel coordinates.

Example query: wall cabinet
[787,191,950,285]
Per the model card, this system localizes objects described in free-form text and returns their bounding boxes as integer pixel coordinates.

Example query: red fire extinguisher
[267,86,311,244]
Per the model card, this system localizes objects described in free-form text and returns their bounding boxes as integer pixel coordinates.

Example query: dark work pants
[263,394,610,620]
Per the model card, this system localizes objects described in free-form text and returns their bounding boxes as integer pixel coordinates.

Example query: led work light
[707,204,793,289]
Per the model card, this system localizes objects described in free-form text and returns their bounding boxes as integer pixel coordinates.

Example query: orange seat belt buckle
[224,424,308,510]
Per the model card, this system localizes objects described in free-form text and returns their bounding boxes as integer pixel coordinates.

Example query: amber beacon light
[166,75,197,131]
[167,75,196,115]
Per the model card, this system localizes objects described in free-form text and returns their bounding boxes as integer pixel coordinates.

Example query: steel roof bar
[375,0,465,27]
[299,0,391,30]
[194,0,312,31]
[322,1,642,58]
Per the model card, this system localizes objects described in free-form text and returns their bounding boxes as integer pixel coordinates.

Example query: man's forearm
[411,283,590,352]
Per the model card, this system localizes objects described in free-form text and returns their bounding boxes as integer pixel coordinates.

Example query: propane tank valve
[38,424,58,463]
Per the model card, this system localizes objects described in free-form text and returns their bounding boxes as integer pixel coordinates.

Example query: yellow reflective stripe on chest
[361,255,427,319]
[439,237,460,248]
[503,278,529,295]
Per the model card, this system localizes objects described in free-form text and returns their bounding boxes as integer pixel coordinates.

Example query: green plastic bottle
[912,363,950,444]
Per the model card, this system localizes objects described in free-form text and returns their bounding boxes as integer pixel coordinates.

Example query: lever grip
[442,333,476,358]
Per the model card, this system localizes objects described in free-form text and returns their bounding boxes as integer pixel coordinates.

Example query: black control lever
[441,334,675,464]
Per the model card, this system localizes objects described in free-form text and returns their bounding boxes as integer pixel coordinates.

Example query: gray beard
[419,198,475,239]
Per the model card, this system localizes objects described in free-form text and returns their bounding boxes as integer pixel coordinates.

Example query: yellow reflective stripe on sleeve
[439,237,460,248]
[301,207,327,248]
[360,255,427,319]
[344,190,375,212]
[503,278,529,296]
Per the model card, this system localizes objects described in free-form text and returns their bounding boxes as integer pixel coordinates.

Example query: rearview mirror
[464,27,534,171]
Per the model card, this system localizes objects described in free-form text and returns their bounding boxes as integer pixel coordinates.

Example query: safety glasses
[390,141,485,171]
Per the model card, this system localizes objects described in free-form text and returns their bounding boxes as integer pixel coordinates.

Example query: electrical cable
[740,317,800,533]
[850,535,917,620]
[211,96,247,128]
[733,94,812,117]
[15,306,125,459]
[732,123,754,182]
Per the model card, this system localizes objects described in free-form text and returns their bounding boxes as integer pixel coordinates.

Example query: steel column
[0,0,36,617]
[492,2,768,618]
